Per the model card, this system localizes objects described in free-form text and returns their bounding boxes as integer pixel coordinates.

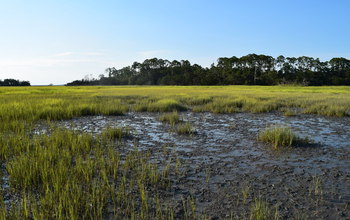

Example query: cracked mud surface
[57,112,350,219]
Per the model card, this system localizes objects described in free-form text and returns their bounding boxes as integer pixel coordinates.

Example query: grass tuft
[176,122,194,135]
[258,126,309,149]
[159,112,180,126]
[101,126,130,141]
[249,199,279,220]
[148,99,187,112]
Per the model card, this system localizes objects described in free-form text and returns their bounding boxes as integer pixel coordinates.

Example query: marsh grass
[182,197,197,220]
[181,95,213,106]
[0,85,348,218]
[205,168,211,183]
[101,126,130,141]
[242,185,250,204]
[228,123,236,130]
[309,176,323,199]
[283,111,297,117]
[249,199,279,220]
[258,126,309,149]
[176,122,194,135]
[280,107,299,117]
[1,86,349,119]
[197,97,243,113]
[134,99,187,112]
[159,111,180,126]
[2,125,180,219]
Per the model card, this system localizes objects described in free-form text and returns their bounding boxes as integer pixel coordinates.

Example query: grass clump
[258,126,308,149]
[182,95,213,105]
[159,112,180,126]
[249,199,279,220]
[199,97,244,113]
[4,126,175,219]
[133,99,187,112]
[176,122,194,135]
[283,110,297,117]
[101,126,130,141]
[148,99,187,112]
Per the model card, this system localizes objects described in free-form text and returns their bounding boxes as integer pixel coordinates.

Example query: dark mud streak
[58,112,350,219]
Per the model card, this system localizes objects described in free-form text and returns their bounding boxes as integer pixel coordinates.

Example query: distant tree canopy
[0,79,31,86]
[66,54,350,86]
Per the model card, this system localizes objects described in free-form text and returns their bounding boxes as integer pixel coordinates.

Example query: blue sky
[0,0,349,85]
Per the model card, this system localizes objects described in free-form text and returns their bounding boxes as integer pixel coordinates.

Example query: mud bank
[58,112,350,219]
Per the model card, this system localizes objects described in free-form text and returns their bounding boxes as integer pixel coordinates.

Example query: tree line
[0,79,31,86]
[66,54,350,86]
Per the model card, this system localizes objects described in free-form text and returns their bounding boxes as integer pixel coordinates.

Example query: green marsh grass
[258,126,309,149]
[0,85,349,218]
[176,122,194,135]
[242,185,250,204]
[2,125,179,219]
[1,86,350,119]
[134,99,187,112]
[249,199,279,220]
[309,176,323,198]
[283,110,297,117]
[159,111,180,126]
[101,126,130,141]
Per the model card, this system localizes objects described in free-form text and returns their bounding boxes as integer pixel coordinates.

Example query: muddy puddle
[57,112,350,219]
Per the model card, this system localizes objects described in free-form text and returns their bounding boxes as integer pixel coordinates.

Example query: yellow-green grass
[159,111,180,126]
[0,86,349,124]
[249,199,279,220]
[0,85,348,218]
[258,126,309,149]
[101,126,130,141]
[2,126,176,219]
[176,122,194,135]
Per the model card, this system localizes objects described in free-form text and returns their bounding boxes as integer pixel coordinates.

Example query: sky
[0,0,349,85]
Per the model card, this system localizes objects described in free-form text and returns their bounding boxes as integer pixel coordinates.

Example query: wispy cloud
[0,51,110,68]
[53,52,74,57]
[83,52,105,56]
[0,58,111,68]
[53,52,105,57]
[137,50,169,59]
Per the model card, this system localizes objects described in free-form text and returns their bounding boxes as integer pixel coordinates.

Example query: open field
[0,86,350,219]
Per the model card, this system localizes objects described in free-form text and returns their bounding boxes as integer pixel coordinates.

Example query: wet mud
[58,112,350,219]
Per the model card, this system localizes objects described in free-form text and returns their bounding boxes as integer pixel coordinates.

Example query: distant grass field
[1,86,349,123]
[0,85,349,219]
